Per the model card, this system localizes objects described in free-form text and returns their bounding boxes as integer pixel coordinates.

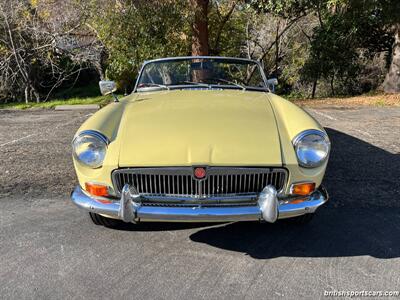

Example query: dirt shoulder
[293,93,400,108]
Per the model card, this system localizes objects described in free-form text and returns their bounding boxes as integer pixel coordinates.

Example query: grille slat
[113,167,287,198]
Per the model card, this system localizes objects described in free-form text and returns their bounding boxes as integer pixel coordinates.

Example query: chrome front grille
[112,167,287,199]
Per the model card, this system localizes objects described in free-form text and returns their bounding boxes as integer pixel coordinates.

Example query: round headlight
[72,131,108,168]
[293,130,330,168]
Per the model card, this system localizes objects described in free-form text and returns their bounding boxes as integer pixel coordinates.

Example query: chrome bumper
[71,185,328,223]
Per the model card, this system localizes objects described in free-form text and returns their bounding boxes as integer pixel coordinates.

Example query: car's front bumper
[71,185,328,223]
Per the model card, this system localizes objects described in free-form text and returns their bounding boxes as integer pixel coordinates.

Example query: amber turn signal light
[85,182,109,197]
[291,182,316,196]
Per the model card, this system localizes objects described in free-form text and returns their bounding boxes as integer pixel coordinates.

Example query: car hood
[118,90,282,167]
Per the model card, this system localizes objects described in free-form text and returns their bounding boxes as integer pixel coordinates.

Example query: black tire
[288,213,315,225]
[89,212,122,228]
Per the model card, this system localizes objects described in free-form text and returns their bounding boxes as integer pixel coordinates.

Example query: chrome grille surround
[112,167,287,204]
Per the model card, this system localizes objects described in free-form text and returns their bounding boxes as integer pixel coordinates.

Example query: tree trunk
[25,86,29,104]
[32,87,40,103]
[311,79,318,99]
[191,0,209,56]
[330,74,335,96]
[275,20,280,75]
[383,25,400,93]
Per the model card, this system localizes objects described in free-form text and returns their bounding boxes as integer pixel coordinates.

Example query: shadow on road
[107,128,399,258]
[110,221,216,232]
[189,128,400,259]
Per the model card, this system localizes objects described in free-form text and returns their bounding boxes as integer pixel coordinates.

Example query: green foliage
[248,0,310,17]
[301,13,360,95]
[89,0,190,90]
[208,2,248,57]
[350,0,400,25]
[300,0,398,96]
[2,0,399,102]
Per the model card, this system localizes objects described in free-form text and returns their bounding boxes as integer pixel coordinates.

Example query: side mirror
[267,78,278,92]
[99,80,117,96]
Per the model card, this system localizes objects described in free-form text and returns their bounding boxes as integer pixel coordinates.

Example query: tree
[301,13,361,97]
[0,0,93,103]
[2,0,398,102]
[383,24,400,93]
[0,1,42,103]
[375,1,400,93]
[208,1,241,56]
[246,0,320,95]
[330,0,400,93]
[191,0,210,56]
[243,4,308,67]
[285,0,400,97]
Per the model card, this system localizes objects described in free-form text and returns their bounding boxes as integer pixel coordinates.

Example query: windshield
[135,57,267,92]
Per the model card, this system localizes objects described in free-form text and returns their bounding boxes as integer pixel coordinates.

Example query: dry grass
[293,93,400,108]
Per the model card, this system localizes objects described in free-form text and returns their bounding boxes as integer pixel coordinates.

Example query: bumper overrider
[71,184,329,223]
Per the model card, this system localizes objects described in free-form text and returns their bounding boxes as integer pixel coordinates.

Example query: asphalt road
[1,106,399,299]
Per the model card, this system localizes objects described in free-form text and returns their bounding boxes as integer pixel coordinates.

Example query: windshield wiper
[137,83,170,90]
[180,81,211,88]
[210,78,246,91]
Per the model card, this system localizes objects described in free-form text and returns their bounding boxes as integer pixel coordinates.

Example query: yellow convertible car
[71,56,330,227]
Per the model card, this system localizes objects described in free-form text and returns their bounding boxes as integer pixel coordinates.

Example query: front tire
[89,212,122,228]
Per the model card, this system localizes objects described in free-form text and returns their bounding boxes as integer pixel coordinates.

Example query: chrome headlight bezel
[72,130,109,169]
[292,129,330,168]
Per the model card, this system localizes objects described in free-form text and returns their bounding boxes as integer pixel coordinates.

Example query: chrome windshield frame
[133,56,269,93]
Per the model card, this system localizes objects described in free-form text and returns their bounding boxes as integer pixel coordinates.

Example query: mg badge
[194,167,206,180]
